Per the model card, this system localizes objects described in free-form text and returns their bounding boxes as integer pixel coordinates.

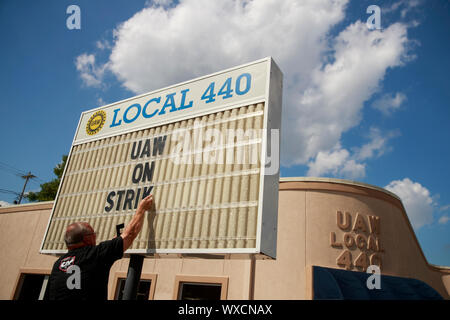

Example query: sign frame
[40,57,283,258]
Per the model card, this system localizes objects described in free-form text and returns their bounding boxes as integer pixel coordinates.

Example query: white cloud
[95,39,112,51]
[307,127,397,179]
[340,159,366,180]
[0,200,13,207]
[382,0,422,29]
[77,0,413,172]
[307,146,366,179]
[285,21,410,165]
[108,0,349,94]
[372,92,406,116]
[96,96,107,106]
[385,178,434,229]
[308,147,350,176]
[400,0,421,18]
[439,215,450,225]
[354,127,399,160]
[75,53,108,87]
[383,0,421,16]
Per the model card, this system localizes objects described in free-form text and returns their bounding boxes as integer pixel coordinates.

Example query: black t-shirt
[48,237,123,300]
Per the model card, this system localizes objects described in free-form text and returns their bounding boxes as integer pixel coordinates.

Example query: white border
[40,247,260,255]
[40,57,280,257]
[39,118,81,253]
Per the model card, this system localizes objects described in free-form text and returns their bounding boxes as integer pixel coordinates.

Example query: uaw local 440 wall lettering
[330,211,383,272]
[41,57,283,258]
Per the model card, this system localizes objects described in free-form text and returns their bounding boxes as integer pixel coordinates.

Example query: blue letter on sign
[123,104,141,124]
[178,89,193,110]
[159,93,177,115]
[201,82,216,104]
[143,97,161,118]
[218,77,233,99]
[236,73,251,95]
[110,108,122,128]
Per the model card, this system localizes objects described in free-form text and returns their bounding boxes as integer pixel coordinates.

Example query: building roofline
[0,178,402,213]
[0,201,54,214]
[280,177,401,202]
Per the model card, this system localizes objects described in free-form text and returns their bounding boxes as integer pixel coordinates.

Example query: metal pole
[249,255,256,300]
[122,254,144,300]
[18,172,35,204]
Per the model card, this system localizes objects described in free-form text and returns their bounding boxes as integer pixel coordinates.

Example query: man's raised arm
[120,194,153,252]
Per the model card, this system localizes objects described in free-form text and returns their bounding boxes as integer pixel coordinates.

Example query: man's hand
[121,194,154,252]
[138,194,153,212]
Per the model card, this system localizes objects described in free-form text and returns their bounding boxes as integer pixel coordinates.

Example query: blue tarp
[313,266,443,300]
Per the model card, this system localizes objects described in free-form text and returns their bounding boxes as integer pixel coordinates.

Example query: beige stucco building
[1,177,449,300]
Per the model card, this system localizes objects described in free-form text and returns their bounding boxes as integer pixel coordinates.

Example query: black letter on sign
[105,191,115,212]
[132,162,155,183]
[132,164,143,183]
[134,188,142,209]
[130,141,142,160]
[142,186,154,199]
[123,189,135,211]
[153,135,167,156]
[142,161,155,183]
[140,139,151,158]
[116,190,125,211]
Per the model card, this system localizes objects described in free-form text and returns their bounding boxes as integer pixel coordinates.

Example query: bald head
[64,222,95,248]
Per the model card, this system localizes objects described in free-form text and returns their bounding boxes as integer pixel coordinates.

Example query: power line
[0,165,25,177]
[35,176,46,183]
[0,161,42,204]
[0,188,21,196]
[0,160,46,184]
[0,161,27,175]
[27,176,45,187]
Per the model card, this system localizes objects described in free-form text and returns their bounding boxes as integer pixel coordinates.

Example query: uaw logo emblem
[59,256,76,272]
[86,110,106,136]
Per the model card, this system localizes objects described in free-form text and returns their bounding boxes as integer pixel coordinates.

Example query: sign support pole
[249,255,256,300]
[122,254,144,300]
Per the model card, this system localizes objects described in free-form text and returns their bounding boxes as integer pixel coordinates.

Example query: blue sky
[0,0,449,266]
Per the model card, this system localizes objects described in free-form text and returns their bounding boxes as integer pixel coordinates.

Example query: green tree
[26,155,67,202]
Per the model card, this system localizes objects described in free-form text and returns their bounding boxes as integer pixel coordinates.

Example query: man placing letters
[48,195,153,300]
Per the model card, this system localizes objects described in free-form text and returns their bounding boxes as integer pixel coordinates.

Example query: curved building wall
[259,178,449,299]
[0,178,448,299]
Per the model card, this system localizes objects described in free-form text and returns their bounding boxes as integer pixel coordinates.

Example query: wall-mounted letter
[337,211,351,230]
[368,215,381,235]
[330,232,343,248]
[352,213,368,234]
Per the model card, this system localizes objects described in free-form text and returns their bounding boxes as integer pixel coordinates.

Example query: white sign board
[41,57,282,258]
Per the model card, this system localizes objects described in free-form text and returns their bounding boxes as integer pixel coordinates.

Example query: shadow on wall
[312,266,444,300]
[146,202,156,250]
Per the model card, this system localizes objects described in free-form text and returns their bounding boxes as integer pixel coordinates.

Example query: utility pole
[18,172,35,204]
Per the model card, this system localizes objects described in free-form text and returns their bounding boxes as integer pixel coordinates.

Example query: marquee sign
[40,57,283,257]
